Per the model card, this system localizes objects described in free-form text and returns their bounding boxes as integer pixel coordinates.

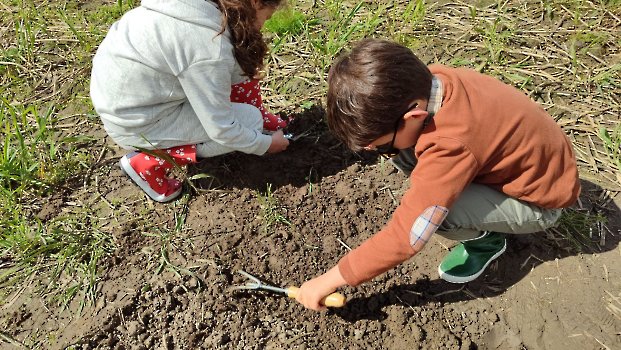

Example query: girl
[90,0,289,202]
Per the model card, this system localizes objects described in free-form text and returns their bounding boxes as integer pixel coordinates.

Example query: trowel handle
[286,286,347,307]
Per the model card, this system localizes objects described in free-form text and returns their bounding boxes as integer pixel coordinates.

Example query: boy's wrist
[325,265,348,289]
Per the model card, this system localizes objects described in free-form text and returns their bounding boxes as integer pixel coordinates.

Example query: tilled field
[5,108,620,349]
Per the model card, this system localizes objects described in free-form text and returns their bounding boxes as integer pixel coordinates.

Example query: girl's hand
[267,130,289,153]
[296,266,347,311]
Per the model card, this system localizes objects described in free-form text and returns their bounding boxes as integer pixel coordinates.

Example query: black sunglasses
[377,103,419,159]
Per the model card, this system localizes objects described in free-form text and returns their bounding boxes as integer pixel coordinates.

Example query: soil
[3,106,621,350]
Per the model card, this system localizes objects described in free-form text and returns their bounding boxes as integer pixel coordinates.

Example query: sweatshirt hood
[141,0,225,32]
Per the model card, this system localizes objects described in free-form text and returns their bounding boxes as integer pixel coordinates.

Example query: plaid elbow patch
[409,206,449,252]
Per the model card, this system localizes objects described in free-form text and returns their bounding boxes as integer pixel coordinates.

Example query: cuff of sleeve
[253,133,272,155]
[337,255,362,287]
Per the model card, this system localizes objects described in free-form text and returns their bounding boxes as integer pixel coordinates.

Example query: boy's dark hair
[212,0,283,77]
[327,39,433,150]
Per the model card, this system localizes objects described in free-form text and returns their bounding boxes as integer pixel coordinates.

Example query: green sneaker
[438,231,506,283]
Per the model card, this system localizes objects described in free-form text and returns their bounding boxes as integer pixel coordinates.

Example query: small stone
[165,295,175,310]
[258,261,268,273]
[96,297,106,311]
[219,333,230,345]
[127,321,143,337]
[103,334,116,347]
[162,334,173,348]
[144,336,154,348]
[286,241,299,252]
[143,291,154,301]
[102,316,121,332]
[354,329,365,340]
[460,338,472,350]
[140,311,152,325]
[254,327,267,338]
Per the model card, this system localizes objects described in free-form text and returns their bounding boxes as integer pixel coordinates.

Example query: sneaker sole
[437,240,507,283]
[119,155,182,203]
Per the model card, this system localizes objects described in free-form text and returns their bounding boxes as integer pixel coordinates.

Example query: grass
[140,194,203,289]
[256,184,291,233]
[0,100,94,197]
[0,210,116,314]
[0,0,136,317]
[0,0,619,344]
[263,0,392,105]
[263,6,307,36]
[547,208,608,252]
[599,122,621,182]
[305,167,318,195]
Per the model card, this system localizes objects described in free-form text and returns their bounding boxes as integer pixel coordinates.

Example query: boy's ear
[403,108,428,121]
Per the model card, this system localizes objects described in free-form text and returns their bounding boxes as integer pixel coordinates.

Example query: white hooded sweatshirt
[90,0,272,155]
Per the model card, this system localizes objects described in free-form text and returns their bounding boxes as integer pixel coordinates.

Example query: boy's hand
[296,266,347,311]
[267,130,289,153]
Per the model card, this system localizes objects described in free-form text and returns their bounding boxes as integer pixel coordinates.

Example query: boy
[295,39,580,311]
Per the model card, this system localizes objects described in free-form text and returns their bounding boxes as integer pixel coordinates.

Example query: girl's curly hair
[211,0,282,77]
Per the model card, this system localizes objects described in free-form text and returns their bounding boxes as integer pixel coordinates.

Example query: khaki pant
[391,148,563,241]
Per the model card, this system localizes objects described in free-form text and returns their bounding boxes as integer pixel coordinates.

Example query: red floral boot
[230,78,287,132]
[119,145,197,203]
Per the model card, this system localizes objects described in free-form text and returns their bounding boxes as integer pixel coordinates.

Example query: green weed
[0,0,142,312]
[306,2,363,58]
[0,100,94,197]
[263,7,306,35]
[84,3,125,26]
[0,212,116,314]
[140,196,203,288]
[305,168,318,195]
[472,4,515,66]
[548,208,607,251]
[599,122,621,178]
[390,0,426,45]
[263,0,387,99]
[117,0,136,14]
[256,184,291,233]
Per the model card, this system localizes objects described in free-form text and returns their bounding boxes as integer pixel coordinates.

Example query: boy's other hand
[296,266,347,311]
[267,130,289,153]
